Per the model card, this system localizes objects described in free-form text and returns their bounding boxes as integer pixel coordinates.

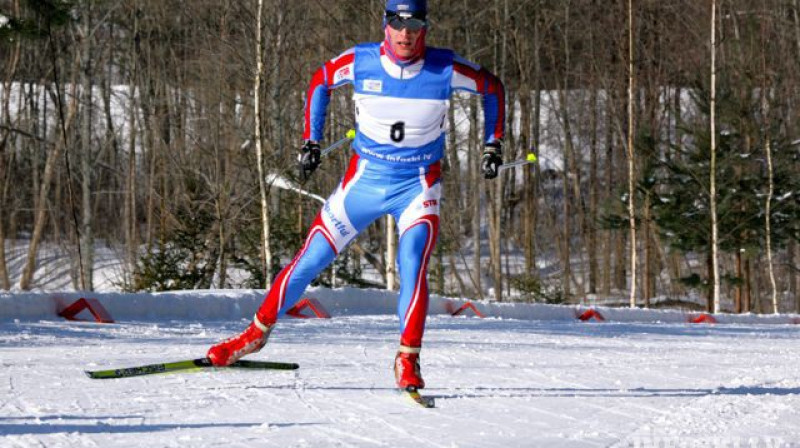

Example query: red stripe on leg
[257,213,336,323]
[400,215,440,348]
[424,162,441,188]
[341,153,361,190]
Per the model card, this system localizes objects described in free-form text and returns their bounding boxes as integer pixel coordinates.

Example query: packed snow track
[1,316,799,447]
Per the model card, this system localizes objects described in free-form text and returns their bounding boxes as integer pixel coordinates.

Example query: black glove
[481,141,503,180]
[298,141,321,181]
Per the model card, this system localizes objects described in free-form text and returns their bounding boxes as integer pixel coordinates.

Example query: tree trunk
[20,61,81,290]
[124,1,139,277]
[734,251,743,313]
[743,254,752,313]
[706,249,713,312]
[255,0,272,288]
[519,90,533,276]
[487,163,503,301]
[529,13,542,279]
[709,0,721,313]
[470,98,483,299]
[643,191,652,307]
[79,3,95,291]
[627,0,637,308]
[759,15,778,314]
[603,92,614,296]
[588,86,598,295]
[0,0,21,290]
[791,237,799,314]
[764,123,777,314]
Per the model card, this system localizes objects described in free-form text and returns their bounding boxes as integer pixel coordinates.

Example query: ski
[85,357,299,379]
[400,387,435,408]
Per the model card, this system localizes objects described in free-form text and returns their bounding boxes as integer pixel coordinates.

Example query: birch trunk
[756,7,778,314]
[255,0,272,288]
[763,98,777,314]
[627,0,637,307]
[710,0,721,313]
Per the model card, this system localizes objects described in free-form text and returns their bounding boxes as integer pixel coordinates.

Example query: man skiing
[208,0,505,392]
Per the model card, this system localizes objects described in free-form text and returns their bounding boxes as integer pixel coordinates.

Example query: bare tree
[0,0,21,290]
[20,63,81,290]
[627,0,637,308]
[254,0,271,288]
[709,0,720,313]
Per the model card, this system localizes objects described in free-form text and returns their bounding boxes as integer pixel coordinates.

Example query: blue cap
[385,0,427,16]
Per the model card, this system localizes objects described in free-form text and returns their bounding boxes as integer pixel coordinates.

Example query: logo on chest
[362,79,383,93]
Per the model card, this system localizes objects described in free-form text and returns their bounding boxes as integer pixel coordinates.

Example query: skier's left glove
[481,141,503,180]
[298,141,321,181]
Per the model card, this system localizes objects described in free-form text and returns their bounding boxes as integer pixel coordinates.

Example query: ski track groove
[607,338,797,447]
[290,386,389,446]
[4,318,800,446]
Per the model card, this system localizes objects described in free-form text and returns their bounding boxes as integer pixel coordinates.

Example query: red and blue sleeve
[451,54,506,144]
[303,48,356,142]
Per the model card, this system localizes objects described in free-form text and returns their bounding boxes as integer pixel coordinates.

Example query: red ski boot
[394,347,425,389]
[207,317,273,366]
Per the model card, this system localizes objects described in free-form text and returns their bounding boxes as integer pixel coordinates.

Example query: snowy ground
[2,315,800,447]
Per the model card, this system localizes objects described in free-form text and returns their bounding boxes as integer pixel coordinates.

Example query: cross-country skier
[208,0,505,392]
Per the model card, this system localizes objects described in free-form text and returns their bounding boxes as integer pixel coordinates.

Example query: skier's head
[383,0,428,63]
[384,0,427,28]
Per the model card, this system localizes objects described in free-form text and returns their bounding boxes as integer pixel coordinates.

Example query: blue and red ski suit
[255,41,505,350]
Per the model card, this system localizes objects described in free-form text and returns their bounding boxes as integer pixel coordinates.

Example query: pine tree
[651,82,800,310]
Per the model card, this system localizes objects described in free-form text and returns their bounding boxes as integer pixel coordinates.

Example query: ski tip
[402,387,436,408]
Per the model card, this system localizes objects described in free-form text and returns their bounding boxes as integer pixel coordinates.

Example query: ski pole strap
[398,345,421,354]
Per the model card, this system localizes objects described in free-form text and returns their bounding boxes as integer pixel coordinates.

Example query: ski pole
[498,152,538,172]
[321,129,356,157]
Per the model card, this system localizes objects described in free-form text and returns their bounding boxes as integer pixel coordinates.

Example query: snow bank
[2,287,798,326]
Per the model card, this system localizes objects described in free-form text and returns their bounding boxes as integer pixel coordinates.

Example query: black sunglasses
[385,11,427,31]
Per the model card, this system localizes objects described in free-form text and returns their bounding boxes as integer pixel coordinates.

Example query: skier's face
[386,25,422,60]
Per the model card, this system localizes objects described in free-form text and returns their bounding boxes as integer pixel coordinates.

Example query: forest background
[1,0,799,315]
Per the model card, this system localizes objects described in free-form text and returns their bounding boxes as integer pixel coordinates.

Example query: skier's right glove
[298,141,321,181]
[481,141,503,180]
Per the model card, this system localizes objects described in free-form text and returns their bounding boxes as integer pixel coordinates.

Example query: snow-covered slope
[2,314,799,447]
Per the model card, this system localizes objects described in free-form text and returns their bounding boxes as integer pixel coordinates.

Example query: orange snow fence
[450,302,486,318]
[689,313,717,324]
[576,309,606,322]
[286,297,331,319]
[58,298,115,324]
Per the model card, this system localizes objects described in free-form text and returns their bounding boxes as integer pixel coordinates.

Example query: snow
[2,289,800,446]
